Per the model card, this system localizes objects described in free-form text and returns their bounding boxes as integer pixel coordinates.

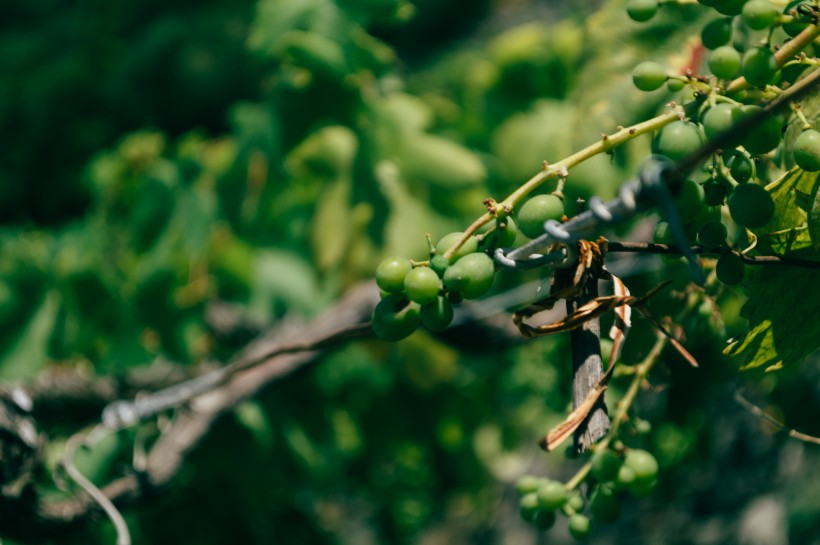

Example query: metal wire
[495,157,687,272]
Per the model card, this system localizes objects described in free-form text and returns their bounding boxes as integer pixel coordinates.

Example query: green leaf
[311,176,352,272]
[1,291,59,380]
[756,168,818,255]
[809,170,820,250]
[724,266,820,371]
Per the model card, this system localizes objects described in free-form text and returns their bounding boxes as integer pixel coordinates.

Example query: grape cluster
[372,194,565,340]
[627,0,820,285]
[516,447,659,540]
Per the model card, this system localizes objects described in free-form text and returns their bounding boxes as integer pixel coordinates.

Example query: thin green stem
[443,109,682,261]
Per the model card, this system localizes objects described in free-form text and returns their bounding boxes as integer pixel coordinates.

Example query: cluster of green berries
[516,448,659,540]
[372,194,566,341]
[627,0,820,286]
[627,0,815,35]
[631,0,817,91]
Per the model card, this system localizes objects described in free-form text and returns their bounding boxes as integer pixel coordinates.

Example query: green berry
[709,46,742,79]
[589,485,621,524]
[742,0,779,29]
[616,464,637,488]
[515,475,542,496]
[697,219,728,248]
[703,181,728,206]
[732,105,782,154]
[667,78,686,92]
[568,514,593,540]
[701,17,733,49]
[701,103,739,140]
[404,266,441,305]
[793,129,820,171]
[435,232,479,264]
[371,294,420,341]
[443,252,495,299]
[517,194,564,239]
[627,0,659,21]
[623,449,659,482]
[783,0,811,37]
[653,121,706,162]
[520,492,540,522]
[419,296,454,332]
[591,449,623,483]
[727,151,756,182]
[716,251,745,285]
[376,256,412,294]
[728,183,774,228]
[534,509,557,530]
[676,178,706,218]
[632,61,668,91]
[566,493,586,513]
[480,217,518,249]
[713,0,748,16]
[537,480,569,510]
[741,47,778,87]
[429,254,450,278]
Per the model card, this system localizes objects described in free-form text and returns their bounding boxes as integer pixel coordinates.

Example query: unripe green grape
[708,46,742,79]
[589,485,621,524]
[728,183,774,228]
[713,0,748,16]
[697,219,728,247]
[703,181,728,205]
[716,251,745,285]
[536,480,569,510]
[429,254,450,278]
[629,476,658,497]
[701,17,733,49]
[701,103,739,140]
[732,106,782,154]
[742,0,779,29]
[676,178,706,218]
[741,47,778,87]
[517,194,564,239]
[667,78,686,92]
[567,493,586,513]
[698,0,721,6]
[447,290,464,304]
[627,0,659,21]
[653,220,675,245]
[632,61,667,92]
[376,256,412,294]
[480,217,518,249]
[515,475,542,496]
[443,252,495,299]
[534,509,557,530]
[793,129,820,171]
[616,464,637,488]
[727,151,756,182]
[783,0,810,37]
[435,232,479,263]
[404,266,441,304]
[568,514,593,540]
[591,449,623,483]
[653,121,706,162]
[520,493,540,522]
[420,296,454,332]
[371,294,420,341]
[623,449,659,482]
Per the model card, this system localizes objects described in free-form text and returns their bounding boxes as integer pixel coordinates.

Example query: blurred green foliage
[1,0,819,544]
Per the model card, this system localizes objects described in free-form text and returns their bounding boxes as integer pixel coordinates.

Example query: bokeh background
[1,0,819,543]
